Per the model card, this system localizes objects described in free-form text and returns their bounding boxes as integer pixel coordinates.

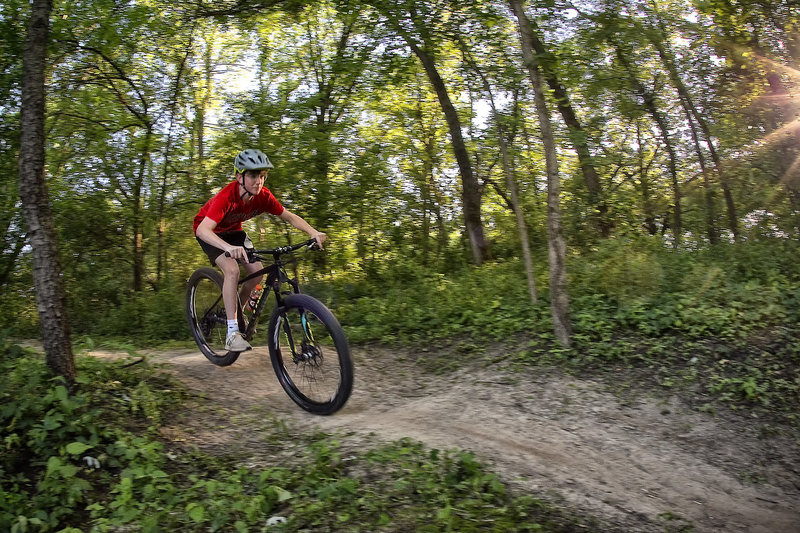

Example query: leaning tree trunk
[523,18,608,238]
[18,0,76,383]
[407,41,490,265]
[510,0,571,347]
[647,27,734,242]
[463,48,538,304]
[156,34,193,287]
[132,128,152,292]
[614,46,683,247]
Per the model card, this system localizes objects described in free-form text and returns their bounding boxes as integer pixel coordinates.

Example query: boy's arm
[196,217,249,261]
[279,209,327,248]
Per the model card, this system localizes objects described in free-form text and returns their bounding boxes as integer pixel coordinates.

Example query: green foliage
[324,238,800,417]
[0,341,185,532]
[326,258,548,345]
[0,340,598,532]
[331,238,799,346]
[92,288,189,342]
[359,439,592,532]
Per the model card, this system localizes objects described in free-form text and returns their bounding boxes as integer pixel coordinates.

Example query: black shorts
[196,230,253,264]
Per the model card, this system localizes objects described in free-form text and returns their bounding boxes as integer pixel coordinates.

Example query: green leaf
[55,385,69,402]
[272,485,293,502]
[66,442,93,455]
[436,504,452,520]
[187,503,205,522]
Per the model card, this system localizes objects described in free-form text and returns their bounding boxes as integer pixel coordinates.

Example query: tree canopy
[2,0,799,343]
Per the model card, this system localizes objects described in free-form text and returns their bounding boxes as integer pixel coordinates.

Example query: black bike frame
[234,239,317,338]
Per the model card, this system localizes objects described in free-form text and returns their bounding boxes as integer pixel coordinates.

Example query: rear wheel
[186,267,241,366]
[268,293,353,415]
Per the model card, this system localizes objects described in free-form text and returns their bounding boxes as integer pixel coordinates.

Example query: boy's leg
[196,231,252,351]
[214,253,241,323]
[197,230,249,320]
[240,260,265,304]
[214,254,251,351]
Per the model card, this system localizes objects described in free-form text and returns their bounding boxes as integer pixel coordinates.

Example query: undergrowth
[0,341,605,532]
[317,238,800,420]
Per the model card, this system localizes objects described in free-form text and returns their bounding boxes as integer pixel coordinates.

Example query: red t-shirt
[193,181,284,234]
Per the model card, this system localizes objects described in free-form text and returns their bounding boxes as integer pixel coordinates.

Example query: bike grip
[223,250,251,263]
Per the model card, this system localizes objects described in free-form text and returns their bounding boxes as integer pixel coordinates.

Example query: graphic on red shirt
[193,181,284,233]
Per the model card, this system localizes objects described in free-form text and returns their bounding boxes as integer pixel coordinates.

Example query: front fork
[277,297,319,365]
[278,311,317,360]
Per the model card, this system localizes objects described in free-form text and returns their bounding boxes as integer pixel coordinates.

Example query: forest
[2,0,800,531]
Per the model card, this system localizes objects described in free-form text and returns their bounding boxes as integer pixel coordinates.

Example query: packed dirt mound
[108,345,799,532]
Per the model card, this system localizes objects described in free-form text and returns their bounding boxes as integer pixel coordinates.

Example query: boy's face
[239,169,268,194]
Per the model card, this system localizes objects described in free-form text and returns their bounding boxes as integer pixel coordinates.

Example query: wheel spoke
[268,294,352,414]
[278,309,341,403]
[186,268,241,366]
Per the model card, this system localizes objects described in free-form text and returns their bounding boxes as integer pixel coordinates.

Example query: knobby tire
[267,293,353,415]
[186,267,241,366]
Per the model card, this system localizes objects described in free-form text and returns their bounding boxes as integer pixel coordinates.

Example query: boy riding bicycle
[193,149,327,352]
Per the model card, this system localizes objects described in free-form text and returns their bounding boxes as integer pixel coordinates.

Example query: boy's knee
[217,259,240,279]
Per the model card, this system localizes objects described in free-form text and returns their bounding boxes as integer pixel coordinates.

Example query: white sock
[227,319,238,337]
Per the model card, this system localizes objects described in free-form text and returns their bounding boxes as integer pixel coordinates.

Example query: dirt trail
[128,345,799,532]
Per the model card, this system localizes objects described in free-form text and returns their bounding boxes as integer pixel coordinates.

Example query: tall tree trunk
[510,0,571,347]
[429,170,447,263]
[157,36,192,287]
[651,3,742,237]
[376,2,489,264]
[420,169,431,265]
[464,48,538,304]
[523,18,608,238]
[405,40,489,265]
[614,46,683,247]
[18,0,76,383]
[312,116,333,231]
[417,89,447,265]
[636,122,658,235]
[646,17,737,241]
[132,128,152,292]
[197,40,213,198]
[673,88,718,244]
[190,37,214,199]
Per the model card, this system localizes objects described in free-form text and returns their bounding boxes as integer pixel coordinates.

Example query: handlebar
[224,238,320,261]
[253,238,320,256]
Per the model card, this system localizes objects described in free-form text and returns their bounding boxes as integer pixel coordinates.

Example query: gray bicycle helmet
[233,149,274,174]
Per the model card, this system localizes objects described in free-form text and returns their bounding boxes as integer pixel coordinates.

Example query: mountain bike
[185,239,353,415]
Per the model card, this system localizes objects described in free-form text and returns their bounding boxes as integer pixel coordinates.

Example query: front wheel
[186,267,241,366]
[268,294,353,415]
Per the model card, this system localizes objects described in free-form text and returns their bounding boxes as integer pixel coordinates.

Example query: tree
[460,40,538,304]
[509,0,571,347]
[515,10,609,238]
[18,0,75,382]
[696,0,800,234]
[370,0,490,265]
[643,7,738,242]
[0,0,27,293]
[49,2,199,295]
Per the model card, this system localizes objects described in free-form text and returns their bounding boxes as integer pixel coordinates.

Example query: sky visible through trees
[2,0,799,344]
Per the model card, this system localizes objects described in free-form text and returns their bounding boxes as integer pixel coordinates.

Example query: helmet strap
[238,174,254,200]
